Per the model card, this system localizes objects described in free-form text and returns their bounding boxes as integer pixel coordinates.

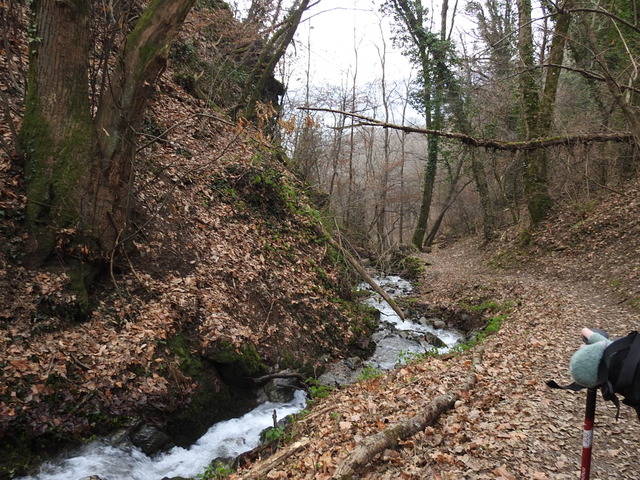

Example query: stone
[433,319,447,329]
[128,423,174,456]
[422,332,446,349]
[263,376,297,403]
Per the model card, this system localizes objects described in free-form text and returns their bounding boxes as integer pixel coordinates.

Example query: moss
[164,335,257,446]
[168,334,204,378]
[204,341,268,378]
[21,67,92,261]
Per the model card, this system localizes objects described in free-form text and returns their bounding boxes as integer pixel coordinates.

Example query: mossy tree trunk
[384,0,454,250]
[21,0,93,260]
[91,0,196,253]
[240,0,311,119]
[20,0,195,310]
[517,0,572,226]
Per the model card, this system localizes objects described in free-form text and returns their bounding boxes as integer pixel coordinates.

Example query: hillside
[0,5,376,477]
[229,183,640,480]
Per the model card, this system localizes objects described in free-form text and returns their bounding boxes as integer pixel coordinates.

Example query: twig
[135,112,235,152]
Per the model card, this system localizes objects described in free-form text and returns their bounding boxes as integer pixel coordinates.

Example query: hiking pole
[580,387,597,480]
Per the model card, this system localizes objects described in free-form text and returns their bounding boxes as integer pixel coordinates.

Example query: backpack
[548,331,640,420]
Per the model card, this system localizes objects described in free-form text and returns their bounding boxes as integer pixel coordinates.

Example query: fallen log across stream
[313,224,406,321]
[332,347,483,479]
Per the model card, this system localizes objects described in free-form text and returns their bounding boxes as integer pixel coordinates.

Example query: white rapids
[18,390,307,480]
[360,275,464,369]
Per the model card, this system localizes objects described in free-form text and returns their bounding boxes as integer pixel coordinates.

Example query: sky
[231,0,484,124]
[292,0,412,87]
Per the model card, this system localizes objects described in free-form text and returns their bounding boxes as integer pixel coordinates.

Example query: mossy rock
[202,339,268,383]
[164,335,258,446]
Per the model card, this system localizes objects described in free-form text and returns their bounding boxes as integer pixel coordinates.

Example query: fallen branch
[300,107,633,151]
[332,348,483,479]
[314,224,406,320]
[249,372,311,396]
[236,437,311,479]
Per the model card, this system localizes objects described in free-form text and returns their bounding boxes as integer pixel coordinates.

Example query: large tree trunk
[91,0,196,253]
[517,0,572,226]
[21,0,93,260]
[20,0,196,311]
[517,0,548,226]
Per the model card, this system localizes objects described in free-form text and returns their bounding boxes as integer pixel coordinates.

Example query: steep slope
[0,5,375,478]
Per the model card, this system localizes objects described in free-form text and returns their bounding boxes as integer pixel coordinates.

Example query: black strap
[614,332,640,391]
[546,380,585,391]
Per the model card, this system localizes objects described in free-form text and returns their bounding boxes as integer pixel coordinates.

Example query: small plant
[397,347,440,365]
[357,364,382,381]
[263,425,286,443]
[196,460,235,480]
[397,349,426,365]
[306,379,332,399]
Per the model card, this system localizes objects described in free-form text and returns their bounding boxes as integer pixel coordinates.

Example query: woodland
[0,0,639,479]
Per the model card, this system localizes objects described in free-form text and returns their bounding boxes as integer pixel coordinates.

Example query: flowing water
[18,391,306,480]
[19,275,461,480]
[361,275,464,369]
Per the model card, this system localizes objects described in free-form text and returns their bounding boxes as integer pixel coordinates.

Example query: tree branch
[299,107,633,151]
[541,63,640,95]
[568,7,640,35]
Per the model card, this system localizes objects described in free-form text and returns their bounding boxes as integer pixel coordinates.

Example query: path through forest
[233,238,640,480]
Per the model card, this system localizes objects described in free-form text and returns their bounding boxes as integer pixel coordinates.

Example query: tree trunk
[411,133,438,249]
[517,0,547,226]
[92,0,196,253]
[21,0,196,311]
[332,347,482,479]
[517,0,571,226]
[21,0,93,260]
[241,0,310,118]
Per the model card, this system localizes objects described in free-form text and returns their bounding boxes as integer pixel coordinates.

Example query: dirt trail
[234,238,640,480]
[410,239,640,480]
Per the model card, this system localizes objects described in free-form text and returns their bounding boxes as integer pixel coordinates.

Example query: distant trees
[382,0,458,250]
[285,0,640,253]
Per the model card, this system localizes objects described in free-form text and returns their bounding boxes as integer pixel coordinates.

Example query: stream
[18,391,307,480]
[18,275,462,480]
[361,275,464,369]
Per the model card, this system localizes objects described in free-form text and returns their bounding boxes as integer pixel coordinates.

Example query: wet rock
[422,331,446,348]
[345,357,363,370]
[433,319,447,329]
[259,375,298,403]
[318,358,364,387]
[128,423,174,456]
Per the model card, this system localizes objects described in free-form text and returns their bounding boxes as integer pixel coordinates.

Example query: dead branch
[299,107,633,151]
[313,223,406,320]
[250,372,307,386]
[236,437,311,479]
[332,348,483,479]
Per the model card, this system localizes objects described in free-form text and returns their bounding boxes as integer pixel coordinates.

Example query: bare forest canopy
[283,0,640,250]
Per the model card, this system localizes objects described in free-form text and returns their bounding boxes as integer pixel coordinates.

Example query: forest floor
[232,190,640,480]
